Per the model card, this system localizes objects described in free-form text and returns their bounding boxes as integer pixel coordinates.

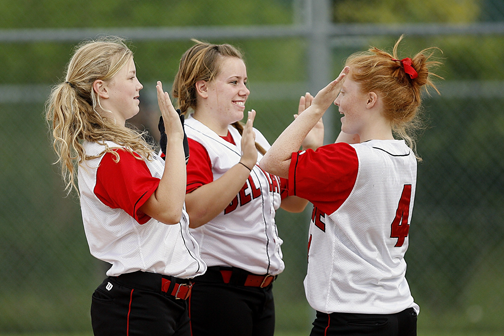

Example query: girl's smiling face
[205,56,250,127]
[334,73,370,136]
[101,56,143,125]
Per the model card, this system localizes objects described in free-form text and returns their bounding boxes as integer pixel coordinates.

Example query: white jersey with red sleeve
[184,114,286,276]
[78,140,206,278]
[288,139,419,315]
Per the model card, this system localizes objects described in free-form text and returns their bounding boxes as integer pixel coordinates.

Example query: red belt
[220,270,276,288]
[161,278,193,300]
[244,274,275,288]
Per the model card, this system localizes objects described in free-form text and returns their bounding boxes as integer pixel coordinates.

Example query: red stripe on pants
[127,289,134,336]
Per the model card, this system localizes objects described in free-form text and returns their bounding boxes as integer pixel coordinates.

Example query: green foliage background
[1,0,504,335]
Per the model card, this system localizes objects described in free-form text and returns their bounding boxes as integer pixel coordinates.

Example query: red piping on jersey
[127,289,134,336]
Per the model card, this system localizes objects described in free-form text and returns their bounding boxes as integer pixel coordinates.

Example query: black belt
[113,271,193,300]
[194,266,276,288]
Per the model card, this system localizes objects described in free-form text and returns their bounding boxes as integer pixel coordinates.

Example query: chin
[127,110,140,121]
[231,113,245,124]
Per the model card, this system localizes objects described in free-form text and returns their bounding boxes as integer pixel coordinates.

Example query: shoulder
[294,142,358,173]
[188,138,210,157]
[83,140,123,157]
[355,140,413,158]
[315,142,357,158]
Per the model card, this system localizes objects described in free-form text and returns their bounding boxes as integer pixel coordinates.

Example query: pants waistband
[194,266,276,288]
[112,271,192,300]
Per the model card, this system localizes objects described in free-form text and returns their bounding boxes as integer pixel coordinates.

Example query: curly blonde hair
[46,36,153,195]
[345,35,442,159]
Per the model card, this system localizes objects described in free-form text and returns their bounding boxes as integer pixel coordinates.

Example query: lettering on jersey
[258,166,281,194]
[225,195,239,214]
[224,171,281,215]
[311,207,326,232]
[390,184,412,247]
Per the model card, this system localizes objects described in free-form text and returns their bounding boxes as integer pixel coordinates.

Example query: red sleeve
[288,142,358,215]
[186,138,214,193]
[95,149,160,224]
[279,177,289,200]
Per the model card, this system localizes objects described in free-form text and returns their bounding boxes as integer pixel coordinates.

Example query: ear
[366,92,378,109]
[195,80,209,99]
[93,79,109,99]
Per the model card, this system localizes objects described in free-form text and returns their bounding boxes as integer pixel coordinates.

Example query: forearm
[186,162,252,228]
[141,136,186,224]
[260,106,324,178]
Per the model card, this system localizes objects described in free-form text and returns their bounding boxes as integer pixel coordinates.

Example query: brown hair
[345,35,442,158]
[173,39,266,155]
[46,36,152,195]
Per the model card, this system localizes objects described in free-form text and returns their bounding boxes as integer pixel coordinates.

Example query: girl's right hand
[157,81,184,140]
[312,66,349,113]
[240,110,258,170]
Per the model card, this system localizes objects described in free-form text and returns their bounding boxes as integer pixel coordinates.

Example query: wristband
[238,161,252,172]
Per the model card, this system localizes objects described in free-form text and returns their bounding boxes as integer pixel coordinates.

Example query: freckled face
[206,56,250,126]
[334,74,369,136]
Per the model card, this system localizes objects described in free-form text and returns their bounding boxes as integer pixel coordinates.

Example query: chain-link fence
[1,0,504,335]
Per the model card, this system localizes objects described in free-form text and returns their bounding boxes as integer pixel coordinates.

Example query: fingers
[298,95,305,115]
[241,110,258,167]
[338,66,350,80]
[157,81,178,119]
[298,92,314,115]
[313,67,350,107]
[305,93,313,110]
[245,109,256,132]
[157,81,183,137]
[325,66,350,91]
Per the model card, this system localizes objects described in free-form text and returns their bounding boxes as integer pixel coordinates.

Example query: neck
[359,119,394,142]
[192,110,229,136]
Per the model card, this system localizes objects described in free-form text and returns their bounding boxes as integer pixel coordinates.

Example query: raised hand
[156,81,184,141]
[240,110,258,171]
[312,66,350,113]
[296,92,324,150]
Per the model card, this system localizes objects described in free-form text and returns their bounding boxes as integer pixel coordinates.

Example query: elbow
[158,211,182,225]
[260,155,289,179]
[259,156,275,174]
[189,221,204,229]
[260,161,289,179]
[186,207,209,229]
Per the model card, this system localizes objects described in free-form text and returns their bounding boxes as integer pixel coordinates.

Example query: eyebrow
[228,75,247,81]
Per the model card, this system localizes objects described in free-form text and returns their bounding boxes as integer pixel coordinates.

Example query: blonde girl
[46,36,205,336]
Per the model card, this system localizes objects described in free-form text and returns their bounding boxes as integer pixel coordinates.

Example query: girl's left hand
[240,110,258,170]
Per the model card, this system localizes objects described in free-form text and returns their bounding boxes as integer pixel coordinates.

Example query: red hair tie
[392,57,418,79]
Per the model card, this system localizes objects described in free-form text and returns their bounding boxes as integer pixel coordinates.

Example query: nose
[239,83,250,97]
[334,93,341,106]
[137,78,144,91]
